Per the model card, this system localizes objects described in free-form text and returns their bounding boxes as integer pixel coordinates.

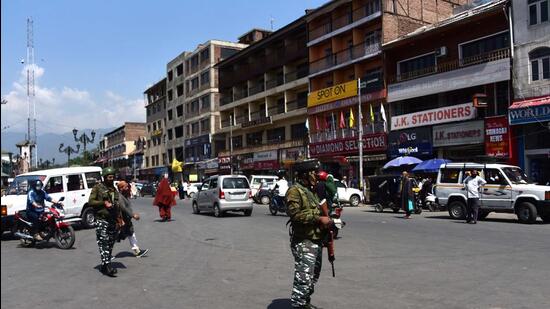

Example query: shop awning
[509,96,550,109]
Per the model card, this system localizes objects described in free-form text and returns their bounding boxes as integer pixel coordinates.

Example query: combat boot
[100,264,117,277]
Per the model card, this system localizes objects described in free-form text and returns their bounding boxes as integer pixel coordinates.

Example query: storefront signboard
[391,103,476,130]
[241,116,273,128]
[218,156,231,171]
[388,127,432,158]
[309,133,387,157]
[253,150,279,170]
[485,116,510,158]
[508,102,550,125]
[281,147,306,163]
[307,89,386,115]
[433,120,484,147]
[308,80,357,107]
[185,134,210,147]
[237,153,254,170]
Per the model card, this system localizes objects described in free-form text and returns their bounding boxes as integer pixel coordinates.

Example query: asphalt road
[1,198,549,309]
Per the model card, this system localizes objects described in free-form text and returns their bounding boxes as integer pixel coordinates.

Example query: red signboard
[485,116,511,158]
[309,133,387,157]
[254,161,279,170]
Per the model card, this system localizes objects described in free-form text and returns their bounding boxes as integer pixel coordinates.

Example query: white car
[249,175,278,197]
[186,182,202,199]
[334,179,363,207]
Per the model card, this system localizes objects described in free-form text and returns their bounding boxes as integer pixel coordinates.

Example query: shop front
[432,120,485,160]
[508,96,550,185]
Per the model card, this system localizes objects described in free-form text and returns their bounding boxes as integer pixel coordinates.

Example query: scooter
[268,190,287,215]
[13,197,76,249]
[424,193,439,212]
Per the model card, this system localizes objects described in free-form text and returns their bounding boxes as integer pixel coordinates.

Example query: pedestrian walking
[116,180,149,258]
[463,169,486,224]
[286,159,332,308]
[88,167,122,277]
[153,177,176,222]
[400,171,415,219]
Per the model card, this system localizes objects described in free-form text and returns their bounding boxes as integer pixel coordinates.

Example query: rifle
[319,199,336,277]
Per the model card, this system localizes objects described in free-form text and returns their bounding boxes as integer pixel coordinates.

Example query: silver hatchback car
[192,175,253,217]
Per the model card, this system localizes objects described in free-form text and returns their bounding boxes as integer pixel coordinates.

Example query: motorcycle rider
[272,171,289,208]
[26,180,62,240]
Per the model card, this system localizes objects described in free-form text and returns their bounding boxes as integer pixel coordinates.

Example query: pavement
[1,198,549,309]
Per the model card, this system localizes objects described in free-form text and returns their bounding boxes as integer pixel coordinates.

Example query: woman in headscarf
[400,171,415,219]
[153,177,176,221]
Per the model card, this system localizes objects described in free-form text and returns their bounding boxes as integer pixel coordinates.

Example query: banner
[309,133,387,157]
[388,127,432,158]
[433,120,484,147]
[391,103,476,130]
[308,80,357,107]
[485,116,510,158]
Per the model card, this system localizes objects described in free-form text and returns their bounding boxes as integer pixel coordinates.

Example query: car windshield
[502,167,531,184]
[7,175,46,195]
[223,178,249,189]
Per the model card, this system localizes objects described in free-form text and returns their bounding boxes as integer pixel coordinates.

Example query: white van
[1,166,102,232]
[249,175,278,197]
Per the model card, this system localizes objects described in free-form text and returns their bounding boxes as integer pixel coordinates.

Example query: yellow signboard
[308,80,358,107]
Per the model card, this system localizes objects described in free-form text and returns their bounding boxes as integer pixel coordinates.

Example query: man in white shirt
[463,169,487,224]
[273,171,289,207]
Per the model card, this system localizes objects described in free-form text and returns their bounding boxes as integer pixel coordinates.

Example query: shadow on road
[114,251,136,259]
[267,298,292,309]
[93,261,127,271]
[424,215,547,225]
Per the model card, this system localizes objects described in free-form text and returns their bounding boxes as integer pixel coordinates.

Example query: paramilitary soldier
[88,167,121,277]
[286,159,332,309]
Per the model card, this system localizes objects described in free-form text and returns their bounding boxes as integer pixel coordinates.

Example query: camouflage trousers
[95,219,116,266]
[290,239,322,307]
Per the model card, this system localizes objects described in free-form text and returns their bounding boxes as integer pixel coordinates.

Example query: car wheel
[81,207,96,229]
[516,202,537,224]
[260,195,270,205]
[244,209,252,216]
[189,192,196,199]
[375,204,384,213]
[349,195,360,207]
[448,200,466,220]
[192,202,200,214]
[213,204,223,218]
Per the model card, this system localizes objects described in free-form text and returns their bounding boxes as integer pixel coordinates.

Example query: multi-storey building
[305,0,467,179]
[508,0,550,184]
[384,0,512,162]
[142,78,168,180]
[164,40,246,181]
[101,122,146,178]
[216,24,310,176]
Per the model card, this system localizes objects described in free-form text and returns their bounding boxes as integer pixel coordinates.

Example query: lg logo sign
[398,132,416,144]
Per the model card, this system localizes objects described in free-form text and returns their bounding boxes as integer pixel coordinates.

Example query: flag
[380,104,387,132]
[324,115,330,130]
[349,108,355,128]
[171,158,183,173]
[315,116,320,131]
[331,112,336,138]
[339,111,346,129]
[305,117,309,130]
[369,104,375,123]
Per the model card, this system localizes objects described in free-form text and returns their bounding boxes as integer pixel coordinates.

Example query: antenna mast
[26,17,37,168]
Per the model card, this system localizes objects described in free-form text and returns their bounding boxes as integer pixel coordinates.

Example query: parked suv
[192,175,253,217]
[435,163,550,224]
[334,179,363,206]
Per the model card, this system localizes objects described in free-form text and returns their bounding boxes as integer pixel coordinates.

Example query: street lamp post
[357,78,366,200]
[229,115,234,175]
[72,128,96,153]
[59,143,80,167]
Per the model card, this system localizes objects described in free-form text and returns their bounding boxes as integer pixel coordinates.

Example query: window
[85,172,102,189]
[176,105,183,117]
[440,169,460,184]
[291,123,307,139]
[191,77,199,90]
[222,178,249,189]
[232,135,243,148]
[398,53,435,79]
[529,0,549,25]
[366,0,381,15]
[200,48,210,63]
[200,71,210,86]
[176,63,184,76]
[200,118,210,132]
[175,125,184,138]
[145,157,149,168]
[267,127,285,142]
[167,109,173,121]
[191,100,199,113]
[221,47,238,59]
[246,131,263,146]
[201,95,210,110]
[363,68,383,92]
[168,70,173,81]
[529,47,550,81]
[66,174,84,191]
[176,84,184,97]
[45,176,63,193]
[364,30,380,48]
[484,169,508,186]
[167,89,173,101]
[192,122,199,134]
[460,32,509,61]
[210,177,218,189]
[168,129,173,140]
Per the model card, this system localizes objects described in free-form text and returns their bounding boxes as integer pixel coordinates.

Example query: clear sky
[1,0,326,134]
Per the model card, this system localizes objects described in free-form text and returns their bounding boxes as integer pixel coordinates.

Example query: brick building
[305,0,467,179]
[216,23,309,176]
[100,122,146,178]
[142,78,168,180]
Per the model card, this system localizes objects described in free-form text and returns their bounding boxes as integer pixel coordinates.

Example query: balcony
[221,119,231,128]
[234,89,248,101]
[220,95,233,106]
[235,115,247,124]
[308,2,381,43]
[250,110,267,121]
[287,98,307,112]
[285,67,309,83]
[266,76,284,89]
[248,83,265,96]
[387,48,511,102]
[310,41,381,75]
[268,105,285,116]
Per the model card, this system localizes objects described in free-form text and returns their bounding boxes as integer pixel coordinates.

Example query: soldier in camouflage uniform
[88,167,120,277]
[286,159,332,309]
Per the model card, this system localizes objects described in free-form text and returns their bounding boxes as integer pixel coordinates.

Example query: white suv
[334,179,363,207]
[435,163,550,224]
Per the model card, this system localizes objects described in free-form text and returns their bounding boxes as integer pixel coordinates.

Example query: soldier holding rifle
[286,159,335,309]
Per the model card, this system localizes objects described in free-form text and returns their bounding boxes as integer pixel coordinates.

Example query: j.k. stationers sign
[391,103,476,130]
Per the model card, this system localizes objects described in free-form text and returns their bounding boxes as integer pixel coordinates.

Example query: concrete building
[305,0,467,179]
[216,24,309,176]
[142,78,168,180]
[384,0,512,161]
[100,122,146,178]
[508,0,550,185]
[164,40,246,181]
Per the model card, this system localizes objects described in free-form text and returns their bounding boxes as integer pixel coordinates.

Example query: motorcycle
[424,192,439,212]
[268,189,287,215]
[13,197,76,249]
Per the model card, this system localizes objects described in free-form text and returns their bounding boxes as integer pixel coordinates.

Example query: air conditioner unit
[435,46,447,57]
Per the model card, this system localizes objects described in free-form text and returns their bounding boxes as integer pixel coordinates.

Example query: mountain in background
[1,128,114,164]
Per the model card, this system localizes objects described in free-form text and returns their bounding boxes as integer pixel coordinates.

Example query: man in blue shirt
[26,180,62,240]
